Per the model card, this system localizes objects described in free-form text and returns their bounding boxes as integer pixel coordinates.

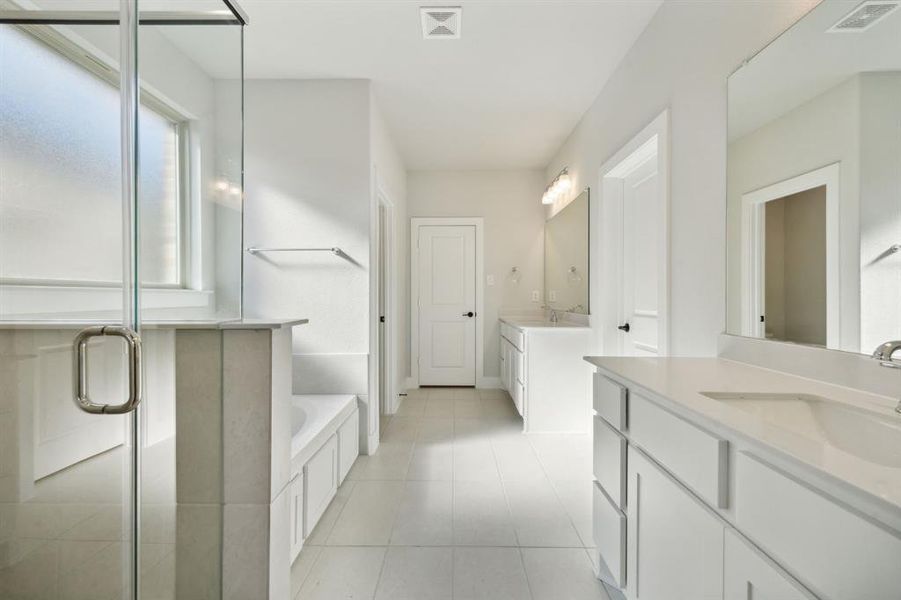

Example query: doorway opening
[739,163,840,348]
[375,190,397,417]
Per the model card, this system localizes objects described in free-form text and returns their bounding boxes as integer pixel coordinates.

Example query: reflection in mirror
[545,189,589,314]
[727,0,901,354]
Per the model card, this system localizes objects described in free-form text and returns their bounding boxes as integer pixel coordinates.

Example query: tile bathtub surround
[292,387,612,600]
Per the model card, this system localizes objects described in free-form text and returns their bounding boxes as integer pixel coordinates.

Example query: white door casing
[599,110,670,357]
[413,221,480,386]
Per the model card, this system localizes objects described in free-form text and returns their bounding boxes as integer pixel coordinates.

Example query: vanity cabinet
[499,318,591,432]
[288,472,304,563]
[625,447,724,600]
[500,335,524,416]
[723,529,815,600]
[589,365,901,600]
[303,434,338,538]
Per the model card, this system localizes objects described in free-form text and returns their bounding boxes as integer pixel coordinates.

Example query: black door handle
[618,323,630,332]
[463,311,474,318]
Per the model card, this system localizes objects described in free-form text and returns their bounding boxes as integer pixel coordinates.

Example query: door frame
[374,188,398,415]
[410,217,484,388]
[598,109,670,356]
[739,163,840,348]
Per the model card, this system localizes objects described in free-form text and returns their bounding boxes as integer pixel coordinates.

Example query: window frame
[1,23,192,290]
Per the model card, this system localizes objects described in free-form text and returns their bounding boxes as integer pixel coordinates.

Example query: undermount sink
[700,392,901,468]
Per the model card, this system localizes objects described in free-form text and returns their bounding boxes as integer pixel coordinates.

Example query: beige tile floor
[292,387,614,600]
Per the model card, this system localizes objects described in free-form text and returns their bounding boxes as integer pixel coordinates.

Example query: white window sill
[0,284,215,319]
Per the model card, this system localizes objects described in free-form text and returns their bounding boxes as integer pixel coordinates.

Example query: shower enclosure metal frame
[0,2,246,598]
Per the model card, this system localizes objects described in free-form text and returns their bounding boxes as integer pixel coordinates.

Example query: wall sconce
[541,168,572,205]
[508,266,522,284]
[567,266,582,285]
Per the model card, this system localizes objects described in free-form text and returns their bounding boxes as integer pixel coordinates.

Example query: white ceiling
[729,0,901,141]
[217,0,662,170]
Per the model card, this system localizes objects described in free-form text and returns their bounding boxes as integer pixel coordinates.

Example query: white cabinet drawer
[629,393,728,508]
[512,381,524,417]
[501,322,524,351]
[593,416,627,508]
[289,473,304,563]
[593,480,626,588]
[337,408,359,485]
[724,528,816,600]
[593,373,627,431]
[303,434,338,538]
[513,347,525,385]
[735,452,901,600]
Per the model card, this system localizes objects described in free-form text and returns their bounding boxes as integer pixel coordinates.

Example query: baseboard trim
[476,376,501,389]
[405,376,501,389]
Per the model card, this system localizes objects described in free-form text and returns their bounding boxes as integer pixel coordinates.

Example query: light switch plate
[487,274,495,286]
[531,290,540,302]
[549,290,557,302]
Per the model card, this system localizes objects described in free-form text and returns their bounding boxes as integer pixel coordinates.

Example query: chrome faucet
[872,340,901,414]
[540,305,559,323]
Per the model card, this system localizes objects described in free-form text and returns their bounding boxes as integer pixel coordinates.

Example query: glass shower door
[0,2,142,599]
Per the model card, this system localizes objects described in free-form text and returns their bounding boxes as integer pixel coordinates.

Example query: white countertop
[499,315,589,330]
[0,318,309,330]
[585,356,901,525]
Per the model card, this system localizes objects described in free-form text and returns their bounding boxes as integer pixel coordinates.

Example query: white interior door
[620,153,660,356]
[418,225,476,385]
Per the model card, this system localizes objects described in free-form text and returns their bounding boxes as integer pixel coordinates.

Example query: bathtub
[288,394,359,562]
[289,394,358,481]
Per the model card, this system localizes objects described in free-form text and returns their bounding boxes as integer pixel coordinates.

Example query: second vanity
[499,315,592,432]
[586,355,901,600]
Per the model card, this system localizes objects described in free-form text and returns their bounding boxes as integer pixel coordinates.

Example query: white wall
[543,0,819,357]
[243,80,372,395]
[243,79,408,447]
[407,170,546,381]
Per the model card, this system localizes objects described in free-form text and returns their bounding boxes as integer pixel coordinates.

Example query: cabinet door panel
[724,529,816,600]
[627,447,724,600]
[289,473,304,563]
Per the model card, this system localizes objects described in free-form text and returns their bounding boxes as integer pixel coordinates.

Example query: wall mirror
[726,0,901,354]
[545,188,589,314]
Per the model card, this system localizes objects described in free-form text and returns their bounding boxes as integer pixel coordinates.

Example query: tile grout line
[526,432,593,550]
[517,546,538,600]
[370,544,391,600]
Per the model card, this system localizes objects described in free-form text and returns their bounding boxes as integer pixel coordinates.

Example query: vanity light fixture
[542,168,572,205]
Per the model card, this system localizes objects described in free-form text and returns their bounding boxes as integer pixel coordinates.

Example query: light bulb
[558,171,572,192]
[215,179,229,191]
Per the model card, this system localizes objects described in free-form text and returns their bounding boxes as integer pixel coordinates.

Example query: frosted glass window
[0,25,181,286]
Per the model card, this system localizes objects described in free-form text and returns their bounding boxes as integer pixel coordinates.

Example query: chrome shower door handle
[73,325,143,414]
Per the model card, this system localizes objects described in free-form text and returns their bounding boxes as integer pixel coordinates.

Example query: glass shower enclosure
[0,1,245,598]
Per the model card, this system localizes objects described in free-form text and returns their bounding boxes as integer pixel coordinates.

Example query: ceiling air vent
[827,1,899,32]
[421,7,462,39]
